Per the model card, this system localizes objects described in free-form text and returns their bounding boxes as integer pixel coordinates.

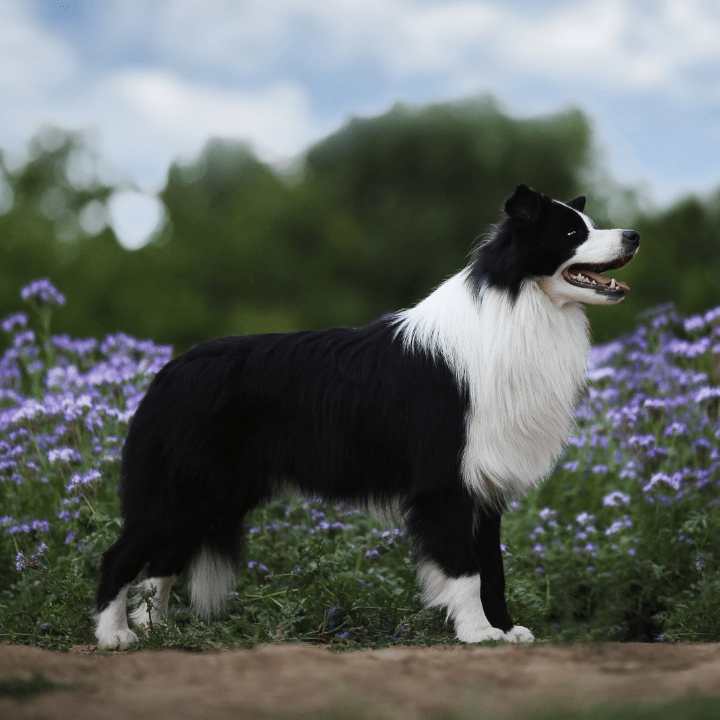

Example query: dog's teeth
[610,279,617,289]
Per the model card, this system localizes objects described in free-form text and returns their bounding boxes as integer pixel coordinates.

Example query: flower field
[1,280,719,651]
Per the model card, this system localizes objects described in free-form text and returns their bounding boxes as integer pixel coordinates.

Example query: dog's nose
[622,230,640,251]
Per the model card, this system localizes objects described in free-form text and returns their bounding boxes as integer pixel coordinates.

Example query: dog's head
[472,184,639,305]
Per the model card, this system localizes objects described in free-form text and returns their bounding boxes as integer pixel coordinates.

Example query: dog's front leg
[411,491,532,643]
[475,508,534,644]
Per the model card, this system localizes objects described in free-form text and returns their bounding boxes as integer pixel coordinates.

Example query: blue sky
[3,0,720,246]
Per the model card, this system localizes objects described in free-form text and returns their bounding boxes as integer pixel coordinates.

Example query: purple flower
[643,472,682,492]
[627,434,655,448]
[2,313,28,333]
[66,469,101,493]
[588,367,616,382]
[664,422,688,437]
[684,315,705,333]
[704,307,720,324]
[694,387,720,404]
[48,447,83,465]
[13,330,36,348]
[21,279,66,307]
[619,461,638,480]
[603,491,631,507]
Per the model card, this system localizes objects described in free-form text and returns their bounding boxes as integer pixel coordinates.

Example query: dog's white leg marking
[504,625,535,643]
[94,584,139,649]
[128,576,176,630]
[418,561,505,642]
[418,561,534,643]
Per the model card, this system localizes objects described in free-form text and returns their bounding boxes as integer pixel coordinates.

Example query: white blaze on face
[538,208,631,306]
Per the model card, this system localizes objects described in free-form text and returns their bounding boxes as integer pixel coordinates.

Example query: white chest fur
[397,271,590,501]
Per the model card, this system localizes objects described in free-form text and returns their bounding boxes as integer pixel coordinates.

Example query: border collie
[95,184,639,648]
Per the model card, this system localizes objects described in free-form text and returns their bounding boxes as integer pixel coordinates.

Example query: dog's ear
[504,184,544,222]
[565,195,586,213]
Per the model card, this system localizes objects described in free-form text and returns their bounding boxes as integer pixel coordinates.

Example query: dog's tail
[188,545,236,620]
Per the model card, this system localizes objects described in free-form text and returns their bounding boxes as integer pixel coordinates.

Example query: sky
[2,0,720,247]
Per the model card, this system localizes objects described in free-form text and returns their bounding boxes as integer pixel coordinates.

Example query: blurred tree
[303,98,593,317]
[1,103,719,352]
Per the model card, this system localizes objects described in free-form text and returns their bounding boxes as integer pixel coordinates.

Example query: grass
[0,671,72,701]
[1,281,719,651]
[526,697,720,720]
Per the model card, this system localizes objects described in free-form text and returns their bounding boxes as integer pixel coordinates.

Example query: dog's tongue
[583,269,630,292]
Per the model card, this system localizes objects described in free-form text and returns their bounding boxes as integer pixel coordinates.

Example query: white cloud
[0,0,325,191]
[0,0,78,92]
[1,0,720,207]
[86,0,720,96]
[108,71,318,160]
[88,71,323,190]
[107,191,165,250]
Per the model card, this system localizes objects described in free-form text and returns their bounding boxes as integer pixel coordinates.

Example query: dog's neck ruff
[395,270,590,501]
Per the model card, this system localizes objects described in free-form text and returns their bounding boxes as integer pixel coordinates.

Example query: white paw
[455,624,507,643]
[504,625,535,643]
[96,627,139,650]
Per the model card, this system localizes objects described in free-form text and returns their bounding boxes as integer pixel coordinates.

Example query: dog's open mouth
[562,254,634,294]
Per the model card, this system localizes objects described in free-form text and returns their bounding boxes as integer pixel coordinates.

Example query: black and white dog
[95,184,639,648]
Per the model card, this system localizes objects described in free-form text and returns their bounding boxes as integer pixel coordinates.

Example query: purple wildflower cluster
[510,302,720,620]
[1,279,172,570]
[578,303,720,505]
[3,278,719,644]
[20,279,66,308]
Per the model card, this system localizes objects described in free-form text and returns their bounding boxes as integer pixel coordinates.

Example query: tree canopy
[1,98,718,350]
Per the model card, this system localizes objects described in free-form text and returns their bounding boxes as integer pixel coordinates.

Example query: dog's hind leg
[94,583,138,650]
[94,534,147,649]
[128,575,176,631]
[187,490,261,622]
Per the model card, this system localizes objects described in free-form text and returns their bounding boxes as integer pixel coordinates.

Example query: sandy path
[2,642,720,719]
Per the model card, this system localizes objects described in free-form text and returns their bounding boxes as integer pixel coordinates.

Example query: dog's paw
[503,625,535,644]
[455,624,507,643]
[96,627,139,650]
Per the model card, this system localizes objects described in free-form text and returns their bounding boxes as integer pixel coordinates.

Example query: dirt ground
[2,641,720,719]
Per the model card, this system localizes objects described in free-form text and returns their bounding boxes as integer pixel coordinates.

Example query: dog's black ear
[566,195,586,213]
[504,184,544,222]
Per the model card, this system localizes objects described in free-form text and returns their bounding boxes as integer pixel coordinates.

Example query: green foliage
[0,671,71,701]
[4,97,703,352]
[523,697,720,720]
